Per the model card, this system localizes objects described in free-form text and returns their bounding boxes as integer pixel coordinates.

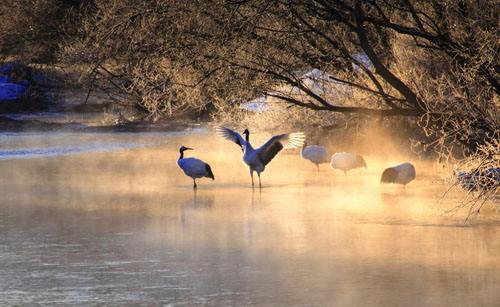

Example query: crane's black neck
[179,149,185,160]
[243,129,250,142]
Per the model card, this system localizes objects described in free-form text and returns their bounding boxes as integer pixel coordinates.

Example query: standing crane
[216,127,305,188]
[330,152,367,177]
[380,162,416,187]
[301,141,330,171]
[177,146,215,189]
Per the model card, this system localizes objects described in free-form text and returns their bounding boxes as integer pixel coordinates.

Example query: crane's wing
[216,126,245,151]
[256,132,305,166]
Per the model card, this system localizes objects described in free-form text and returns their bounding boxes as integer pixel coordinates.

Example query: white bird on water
[456,167,500,191]
[301,141,330,171]
[216,127,305,188]
[330,152,367,177]
[380,162,416,187]
[177,146,215,189]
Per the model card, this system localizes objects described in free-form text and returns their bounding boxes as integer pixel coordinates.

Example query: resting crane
[457,167,500,191]
[301,142,330,172]
[380,162,416,187]
[330,152,367,177]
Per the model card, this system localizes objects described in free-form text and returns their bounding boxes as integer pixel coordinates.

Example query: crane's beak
[184,147,194,150]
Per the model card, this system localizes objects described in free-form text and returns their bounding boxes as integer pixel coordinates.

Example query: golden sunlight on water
[0,130,498,306]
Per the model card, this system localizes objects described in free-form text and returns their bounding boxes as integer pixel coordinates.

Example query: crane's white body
[301,145,329,170]
[217,127,305,187]
[457,167,500,191]
[242,143,265,173]
[330,152,366,174]
[177,146,214,188]
[381,162,416,186]
[177,157,211,179]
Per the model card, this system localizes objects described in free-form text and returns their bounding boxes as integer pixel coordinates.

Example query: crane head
[243,129,250,141]
[179,146,194,152]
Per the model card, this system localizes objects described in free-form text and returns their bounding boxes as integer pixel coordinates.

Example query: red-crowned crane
[177,146,214,189]
[330,152,367,177]
[301,142,330,172]
[456,167,500,191]
[216,127,305,188]
[380,162,416,187]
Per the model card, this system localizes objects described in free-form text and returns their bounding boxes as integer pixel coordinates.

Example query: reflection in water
[181,190,215,226]
[250,188,262,209]
[379,189,408,205]
[0,131,498,306]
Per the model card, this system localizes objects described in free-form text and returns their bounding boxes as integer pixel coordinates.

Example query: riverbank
[0,114,209,133]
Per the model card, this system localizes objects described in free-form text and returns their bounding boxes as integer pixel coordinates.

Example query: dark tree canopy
[1,0,498,158]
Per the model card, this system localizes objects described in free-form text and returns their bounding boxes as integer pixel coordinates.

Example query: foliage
[0,1,498,206]
[0,0,87,63]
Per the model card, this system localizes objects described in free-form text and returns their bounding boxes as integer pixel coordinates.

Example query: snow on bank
[239,66,358,113]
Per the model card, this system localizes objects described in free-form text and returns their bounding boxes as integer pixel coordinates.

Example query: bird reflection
[250,187,262,209]
[184,189,215,210]
[380,189,407,206]
[180,189,215,226]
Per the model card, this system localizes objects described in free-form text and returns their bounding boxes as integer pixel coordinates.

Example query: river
[0,129,498,306]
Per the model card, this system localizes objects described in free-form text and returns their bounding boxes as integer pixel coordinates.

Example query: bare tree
[0,0,86,63]
[24,0,497,202]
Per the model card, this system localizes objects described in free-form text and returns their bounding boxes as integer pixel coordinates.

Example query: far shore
[0,114,208,133]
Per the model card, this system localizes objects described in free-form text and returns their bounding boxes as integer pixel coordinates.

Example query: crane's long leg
[316,164,320,172]
[258,172,262,189]
[250,170,254,188]
[193,179,197,189]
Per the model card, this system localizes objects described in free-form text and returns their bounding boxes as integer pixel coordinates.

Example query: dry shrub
[0,0,84,63]
[442,141,499,222]
[389,34,499,215]
[216,98,418,160]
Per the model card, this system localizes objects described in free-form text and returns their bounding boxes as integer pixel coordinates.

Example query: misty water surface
[0,130,498,306]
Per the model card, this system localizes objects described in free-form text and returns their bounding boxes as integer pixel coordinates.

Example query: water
[0,130,498,306]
